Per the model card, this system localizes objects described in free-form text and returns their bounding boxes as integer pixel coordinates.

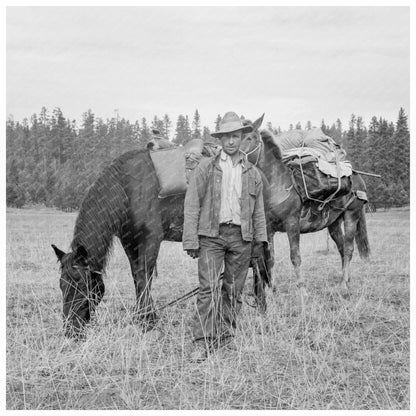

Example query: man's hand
[251,241,264,259]
[186,249,200,259]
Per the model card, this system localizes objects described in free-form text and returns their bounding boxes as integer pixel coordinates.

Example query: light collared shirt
[219,150,245,225]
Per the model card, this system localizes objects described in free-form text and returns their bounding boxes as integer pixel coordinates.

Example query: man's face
[220,130,243,157]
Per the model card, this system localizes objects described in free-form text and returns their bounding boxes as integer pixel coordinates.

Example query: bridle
[63,265,104,305]
[73,265,103,276]
[242,138,263,167]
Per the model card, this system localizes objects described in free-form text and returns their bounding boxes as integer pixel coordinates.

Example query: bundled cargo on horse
[149,138,220,198]
[273,128,353,204]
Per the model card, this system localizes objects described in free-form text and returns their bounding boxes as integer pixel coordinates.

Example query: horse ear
[261,130,282,160]
[252,113,265,131]
[74,245,89,266]
[52,244,66,262]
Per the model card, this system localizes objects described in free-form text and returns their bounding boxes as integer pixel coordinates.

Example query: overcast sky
[6,6,409,132]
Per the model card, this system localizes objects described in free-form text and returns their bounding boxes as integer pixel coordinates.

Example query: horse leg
[286,223,301,279]
[253,259,267,313]
[121,225,163,330]
[327,217,345,280]
[286,221,307,296]
[340,211,358,292]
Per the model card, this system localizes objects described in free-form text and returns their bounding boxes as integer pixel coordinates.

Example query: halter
[242,140,263,167]
[66,265,104,306]
[69,265,103,292]
[73,265,103,275]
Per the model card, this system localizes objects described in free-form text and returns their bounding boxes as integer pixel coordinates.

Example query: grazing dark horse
[52,128,271,337]
[243,117,370,294]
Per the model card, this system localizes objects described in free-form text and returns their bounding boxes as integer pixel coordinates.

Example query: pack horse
[242,116,370,294]
[52,131,271,337]
[52,115,370,337]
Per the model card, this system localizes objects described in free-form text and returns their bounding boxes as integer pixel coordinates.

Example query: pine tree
[37,107,51,173]
[364,117,390,207]
[163,114,172,140]
[184,115,192,144]
[173,114,192,145]
[139,117,151,146]
[214,114,221,132]
[29,113,40,164]
[392,107,410,196]
[50,107,73,168]
[353,116,366,169]
[344,114,356,162]
[202,126,211,142]
[192,109,201,139]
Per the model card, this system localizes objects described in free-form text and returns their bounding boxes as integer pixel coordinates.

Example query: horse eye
[71,267,83,281]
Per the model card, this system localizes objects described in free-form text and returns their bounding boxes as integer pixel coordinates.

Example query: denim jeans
[193,224,252,342]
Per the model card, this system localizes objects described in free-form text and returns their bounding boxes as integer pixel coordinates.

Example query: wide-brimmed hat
[211,112,253,138]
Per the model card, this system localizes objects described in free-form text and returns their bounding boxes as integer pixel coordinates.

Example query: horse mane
[260,129,283,160]
[71,149,148,270]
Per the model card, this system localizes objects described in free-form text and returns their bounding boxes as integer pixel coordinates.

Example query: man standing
[183,111,268,361]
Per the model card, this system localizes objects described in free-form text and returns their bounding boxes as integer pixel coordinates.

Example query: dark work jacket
[183,153,268,250]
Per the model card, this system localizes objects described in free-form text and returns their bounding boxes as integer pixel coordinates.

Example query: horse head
[240,114,265,165]
[52,244,105,338]
[240,114,284,169]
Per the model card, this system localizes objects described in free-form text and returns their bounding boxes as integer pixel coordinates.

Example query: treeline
[6,108,209,210]
[325,109,409,209]
[6,107,409,211]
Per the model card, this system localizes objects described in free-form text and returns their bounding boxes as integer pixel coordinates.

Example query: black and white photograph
[5,3,411,410]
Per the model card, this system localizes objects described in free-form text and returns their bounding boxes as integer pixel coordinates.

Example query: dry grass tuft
[6,207,409,409]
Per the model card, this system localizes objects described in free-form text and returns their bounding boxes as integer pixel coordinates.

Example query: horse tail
[355,206,370,260]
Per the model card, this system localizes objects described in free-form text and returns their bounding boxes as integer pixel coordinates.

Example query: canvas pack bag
[150,147,187,198]
[289,159,352,202]
[149,138,211,198]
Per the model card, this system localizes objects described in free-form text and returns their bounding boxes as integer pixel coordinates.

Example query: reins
[131,257,269,316]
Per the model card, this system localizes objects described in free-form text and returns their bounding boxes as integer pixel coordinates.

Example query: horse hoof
[339,283,351,299]
[132,311,159,331]
[141,317,158,332]
[257,302,267,315]
[296,282,308,298]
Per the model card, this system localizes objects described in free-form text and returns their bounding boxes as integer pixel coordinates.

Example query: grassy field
[6,207,410,409]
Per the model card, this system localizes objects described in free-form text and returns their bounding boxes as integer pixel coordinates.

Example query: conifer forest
[6,107,410,212]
